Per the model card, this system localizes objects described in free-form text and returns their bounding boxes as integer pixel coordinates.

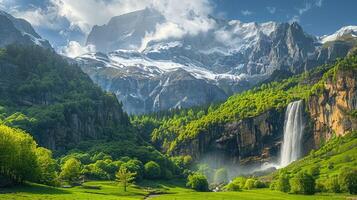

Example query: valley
[0,1,357,200]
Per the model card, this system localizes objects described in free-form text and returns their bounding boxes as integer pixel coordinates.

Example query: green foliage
[186,173,209,192]
[223,180,241,191]
[213,168,228,184]
[271,131,357,194]
[59,158,82,185]
[0,125,55,185]
[35,147,58,186]
[339,168,357,194]
[0,44,130,151]
[276,172,290,192]
[121,159,144,181]
[244,179,255,190]
[289,171,315,195]
[326,175,340,193]
[144,161,161,179]
[115,167,136,192]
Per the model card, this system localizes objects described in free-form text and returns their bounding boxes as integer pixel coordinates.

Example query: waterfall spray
[280,100,305,167]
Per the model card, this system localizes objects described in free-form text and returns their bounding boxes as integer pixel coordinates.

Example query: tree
[214,168,228,184]
[290,171,315,195]
[59,158,82,185]
[115,167,136,192]
[186,173,209,191]
[144,161,161,179]
[339,168,357,194]
[121,159,143,181]
[276,172,290,193]
[35,147,58,185]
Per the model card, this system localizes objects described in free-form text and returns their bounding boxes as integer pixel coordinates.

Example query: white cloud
[266,6,276,14]
[6,0,215,51]
[241,10,253,16]
[140,0,216,50]
[298,3,312,15]
[60,41,96,58]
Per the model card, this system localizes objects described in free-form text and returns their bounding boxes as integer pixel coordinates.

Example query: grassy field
[0,181,355,200]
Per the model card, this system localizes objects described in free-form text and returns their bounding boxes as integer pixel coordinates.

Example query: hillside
[136,47,357,167]
[0,44,131,152]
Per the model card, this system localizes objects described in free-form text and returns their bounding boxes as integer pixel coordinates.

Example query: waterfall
[280,100,305,167]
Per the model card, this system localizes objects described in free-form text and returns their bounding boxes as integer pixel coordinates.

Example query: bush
[339,168,357,194]
[308,165,320,177]
[254,180,266,188]
[186,173,209,192]
[224,181,241,191]
[276,172,290,193]
[244,179,255,190]
[290,171,315,195]
[144,161,161,179]
[59,158,82,185]
[326,175,340,193]
[214,168,228,184]
[121,159,144,181]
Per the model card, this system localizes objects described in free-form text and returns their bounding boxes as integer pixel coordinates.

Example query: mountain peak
[321,25,357,43]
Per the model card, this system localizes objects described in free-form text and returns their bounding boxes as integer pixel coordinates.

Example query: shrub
[224,180,241,191]
[186,173,209,192]
[59,158,82,185]
[339,168,357,194]
[254,180,266,188]
[326,175,341,193]
[244,179,255,190]
[308,165,320,177]
[121,159,144,181]
[290,171,315,195]
[214,168,228,184]
[276,172,290,193]
[144,161,161,179]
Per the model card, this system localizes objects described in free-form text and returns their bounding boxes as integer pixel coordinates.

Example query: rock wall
[175,109,286,165]
[307,69,357,148]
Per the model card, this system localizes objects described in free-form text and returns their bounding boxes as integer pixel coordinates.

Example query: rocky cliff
[174,110,285,165]
[307,67,357,148]
[171,53,357,166]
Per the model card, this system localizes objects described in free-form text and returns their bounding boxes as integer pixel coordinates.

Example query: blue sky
[1,0,356,54]
[213,0,357,36]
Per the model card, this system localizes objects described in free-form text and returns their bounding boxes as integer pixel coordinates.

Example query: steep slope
[0,45,131,151]
[147,48,357,166]
[0,10,51,48]
[80,8,356,114]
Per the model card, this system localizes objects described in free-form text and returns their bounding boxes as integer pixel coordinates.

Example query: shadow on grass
[0,183,71,195]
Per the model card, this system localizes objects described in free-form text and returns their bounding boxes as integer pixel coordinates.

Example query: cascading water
[280,100,305,167]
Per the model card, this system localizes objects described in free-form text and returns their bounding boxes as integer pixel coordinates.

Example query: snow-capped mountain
[0,10,51,48]
[80,8,357,114]
[321,26,357,43]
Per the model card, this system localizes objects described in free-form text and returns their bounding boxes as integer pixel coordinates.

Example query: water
[280,100,305,167]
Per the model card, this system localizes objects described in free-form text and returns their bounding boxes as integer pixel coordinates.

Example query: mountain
[0,44,132,151]
[145,48,357,167]
[0,10,51,49]
[80,8,357,114]
[321,26,357,43]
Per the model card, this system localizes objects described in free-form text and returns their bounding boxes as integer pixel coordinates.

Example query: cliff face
[176,110,285,165]
[308,69,357,147]
[174,67,357,166]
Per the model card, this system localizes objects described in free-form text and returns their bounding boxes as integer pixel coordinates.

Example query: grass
[0,181,355,200]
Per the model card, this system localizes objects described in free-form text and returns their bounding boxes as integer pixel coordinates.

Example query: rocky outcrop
[175,110,286,165]
[307,69,357,148]
[0,11,51,49]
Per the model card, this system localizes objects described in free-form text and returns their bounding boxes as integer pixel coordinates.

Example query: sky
[0,0,356,56]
